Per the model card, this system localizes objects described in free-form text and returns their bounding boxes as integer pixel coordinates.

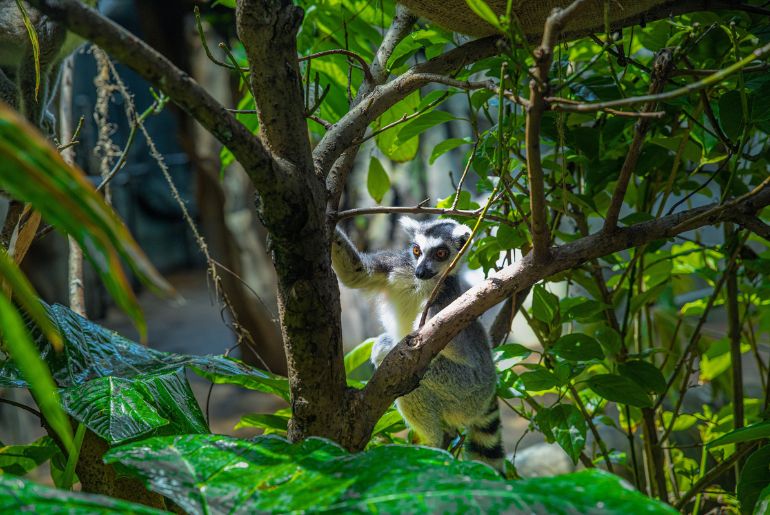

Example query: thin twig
[353,90,451,145]
[546,39,770,112]
[675,443,758,510]
[194,6,248,72]
[96,97,165,192]
[672,62,769,76]
[450,141,478,210]
[334,204,522,228]
[307,114,332,130]
[298,49,373,84]
[0,396,42,419]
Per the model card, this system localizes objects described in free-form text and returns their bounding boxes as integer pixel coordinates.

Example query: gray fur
[331,217,503,471]
[0,0,98,130]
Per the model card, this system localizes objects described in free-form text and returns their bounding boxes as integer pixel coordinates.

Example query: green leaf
[0,303,289,402]
[14,0,40,100]
[738,445,770,515]
[367,157,390,204]
[496,224,527,250]
[60,368,208,445]
[0,474,164,513]
[551,333,604,361]
[375,91,419,162]
[546,404,587,465]
[464,0,502,30]
[618,360,667,394]
[563,298,608,322]
[594,325,622,358]
[586,374,653,408]
[429,137,471,164]
[235,414,289,433]
[755,484,770,515]
[629,283,667,316]
[520,368,561,391]
[344,339,374,376]
[718,90,744,141]
[708,420,770,448]
[372,409,405,436]
[0,436,58,476]
[0,248,61,350]
[494,343,532,361]
[105,435,676,514]
[532,284,559,324]
[190,356,289,401]
[0,294,73,454]
[0,104,174,340]
[395,111,456,145]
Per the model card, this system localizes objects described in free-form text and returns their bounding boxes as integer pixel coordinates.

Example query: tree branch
[734,214,770,241]
[603,49,674,232]
[30,0,273,176]
[348,182,770,450]
[299,49,373,84]
[526,0,591,260]
[313,36,502,176]
[237,0,312,171]
[325,5,417,211]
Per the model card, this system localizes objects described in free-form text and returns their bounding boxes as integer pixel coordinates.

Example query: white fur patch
[399,217,421,236]
[452,223,471,240]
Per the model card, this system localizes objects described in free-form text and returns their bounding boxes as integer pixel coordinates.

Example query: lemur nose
[415,266,436,280]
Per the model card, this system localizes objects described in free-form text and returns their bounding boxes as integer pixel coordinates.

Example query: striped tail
[465,397,504,472]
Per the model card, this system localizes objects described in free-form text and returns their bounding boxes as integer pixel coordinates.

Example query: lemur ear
[399,217,420,237]
[452,223,472,250]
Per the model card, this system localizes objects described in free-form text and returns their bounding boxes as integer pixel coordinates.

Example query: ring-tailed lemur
[332,217,504,471]
[0,0,98,130]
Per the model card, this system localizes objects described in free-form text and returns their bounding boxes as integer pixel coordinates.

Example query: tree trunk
[236,0,349,442]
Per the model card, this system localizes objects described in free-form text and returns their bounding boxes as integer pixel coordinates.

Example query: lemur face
[399,217,471,281]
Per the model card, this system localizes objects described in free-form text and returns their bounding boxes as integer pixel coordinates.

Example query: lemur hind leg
[396,392,447,448]
[465,397,504,471]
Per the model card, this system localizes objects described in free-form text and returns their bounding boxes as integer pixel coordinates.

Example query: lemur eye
[412,245,421,257]
[435,248,449,260]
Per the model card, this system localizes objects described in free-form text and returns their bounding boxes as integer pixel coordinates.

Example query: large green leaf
[709,420,770,448]
[0,295,73,454]
[343,338,373,376]
[60,368,208,445]
[586,374,653,408]
[0,475,163,513]
[545,404,587,465]
[551,333,604,361]
[738,445,770,515]
[0,436,59,476]
[532,284,559,324]
[0,303,288,400]
[618,360,667,395]
[374,90,420,162]
[105,434,675,514]
[366,157,390,204]
[0,103,173,339]
[394,110,457,145]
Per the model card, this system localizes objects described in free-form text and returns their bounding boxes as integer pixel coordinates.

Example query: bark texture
[236,0,348,442]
